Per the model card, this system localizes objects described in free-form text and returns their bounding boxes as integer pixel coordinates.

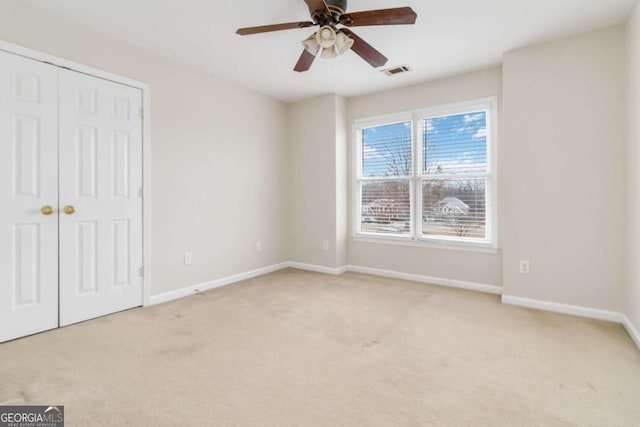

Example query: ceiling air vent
[382,65,412,76]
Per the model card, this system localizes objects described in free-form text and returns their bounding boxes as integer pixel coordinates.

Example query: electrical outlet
[184,252,193,265]
[519,260,530,274]
[323,240,329,251]
[256,241,262,252]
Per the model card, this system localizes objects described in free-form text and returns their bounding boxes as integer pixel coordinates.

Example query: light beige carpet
[1,268,639,426]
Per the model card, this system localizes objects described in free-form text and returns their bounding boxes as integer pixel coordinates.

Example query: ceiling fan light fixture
[302,33,320,56]
[320,46,339,59]
[305,26,353,59]
[335,31,354,55]
[302,25,342,57]
[316,26,337,48]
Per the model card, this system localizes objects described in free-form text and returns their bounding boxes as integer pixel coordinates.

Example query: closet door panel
[58,69,143,326]
[0,51,59,343]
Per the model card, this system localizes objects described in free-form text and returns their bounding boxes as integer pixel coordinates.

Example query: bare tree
[439,211,474,237]
[382,135,412,177]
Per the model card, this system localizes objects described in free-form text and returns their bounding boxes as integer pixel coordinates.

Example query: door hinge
[139,108,144,119]
[139,187,144,198]
[139,266,145,277]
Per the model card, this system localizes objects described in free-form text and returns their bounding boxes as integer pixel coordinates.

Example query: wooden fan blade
[304,0,331,15]
[237,21,315,35]
[294,49,317,72]
[339,29,388,68]
[340,7,417,27]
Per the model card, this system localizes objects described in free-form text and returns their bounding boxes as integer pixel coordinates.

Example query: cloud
[464,113,484,123]
[473,127,487,139]
[457,126,476,133]
[426,150,487,174]
[363,144,386,159]
[426,121,434,132]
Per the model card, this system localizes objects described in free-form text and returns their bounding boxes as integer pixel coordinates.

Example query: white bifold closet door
[0,53,59,343]
[58,69,143,327]
[0,49,144,342]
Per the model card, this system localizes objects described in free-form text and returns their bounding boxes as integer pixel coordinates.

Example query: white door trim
[0,40,153,307]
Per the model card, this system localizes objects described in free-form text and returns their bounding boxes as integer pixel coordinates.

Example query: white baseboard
[286,262,502,295]
[149,261,498,307]
[622,315,640,350]
[501,295,622,323]
[346,265,503,295]
[144,260,639,352]
[147,262,289,306]
[286,262,348,276]
[501,296,640,350]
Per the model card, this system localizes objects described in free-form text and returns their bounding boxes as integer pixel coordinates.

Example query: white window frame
[352,97,498,253]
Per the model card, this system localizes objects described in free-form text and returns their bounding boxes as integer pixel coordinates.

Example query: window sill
[352,235,500,254]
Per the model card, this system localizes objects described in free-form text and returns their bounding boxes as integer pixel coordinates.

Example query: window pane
[422,178,487,239]
[361,180,411,235]
[424,111,487,175]
[362,121,412,178]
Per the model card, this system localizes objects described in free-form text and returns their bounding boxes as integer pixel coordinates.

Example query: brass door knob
[41,205,54,216]
[63,205,76,215]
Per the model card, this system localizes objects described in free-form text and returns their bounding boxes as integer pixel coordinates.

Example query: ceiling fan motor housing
[325,0,347,16]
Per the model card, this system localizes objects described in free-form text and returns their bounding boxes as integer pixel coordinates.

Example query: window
[353,98,497,250]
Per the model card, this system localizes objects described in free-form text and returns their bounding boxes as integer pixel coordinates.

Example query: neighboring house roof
[433,197,470,215]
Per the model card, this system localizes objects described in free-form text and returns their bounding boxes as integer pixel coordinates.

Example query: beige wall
[346,68,504,286]
[288,94,340,268]
[626,2,640,329]
[0,0,289,296]
[502,27,626,311]
[335,95,349,268]
[287,93,348,270]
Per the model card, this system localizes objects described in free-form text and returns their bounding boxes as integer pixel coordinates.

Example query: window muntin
[353,98,497,248]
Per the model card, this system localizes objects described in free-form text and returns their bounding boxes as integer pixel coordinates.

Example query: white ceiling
[23,0,637,102]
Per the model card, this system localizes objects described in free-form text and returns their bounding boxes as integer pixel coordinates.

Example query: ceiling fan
[236,0,417,72]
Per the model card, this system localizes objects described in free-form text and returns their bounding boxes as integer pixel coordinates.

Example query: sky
[362,111,487,177]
